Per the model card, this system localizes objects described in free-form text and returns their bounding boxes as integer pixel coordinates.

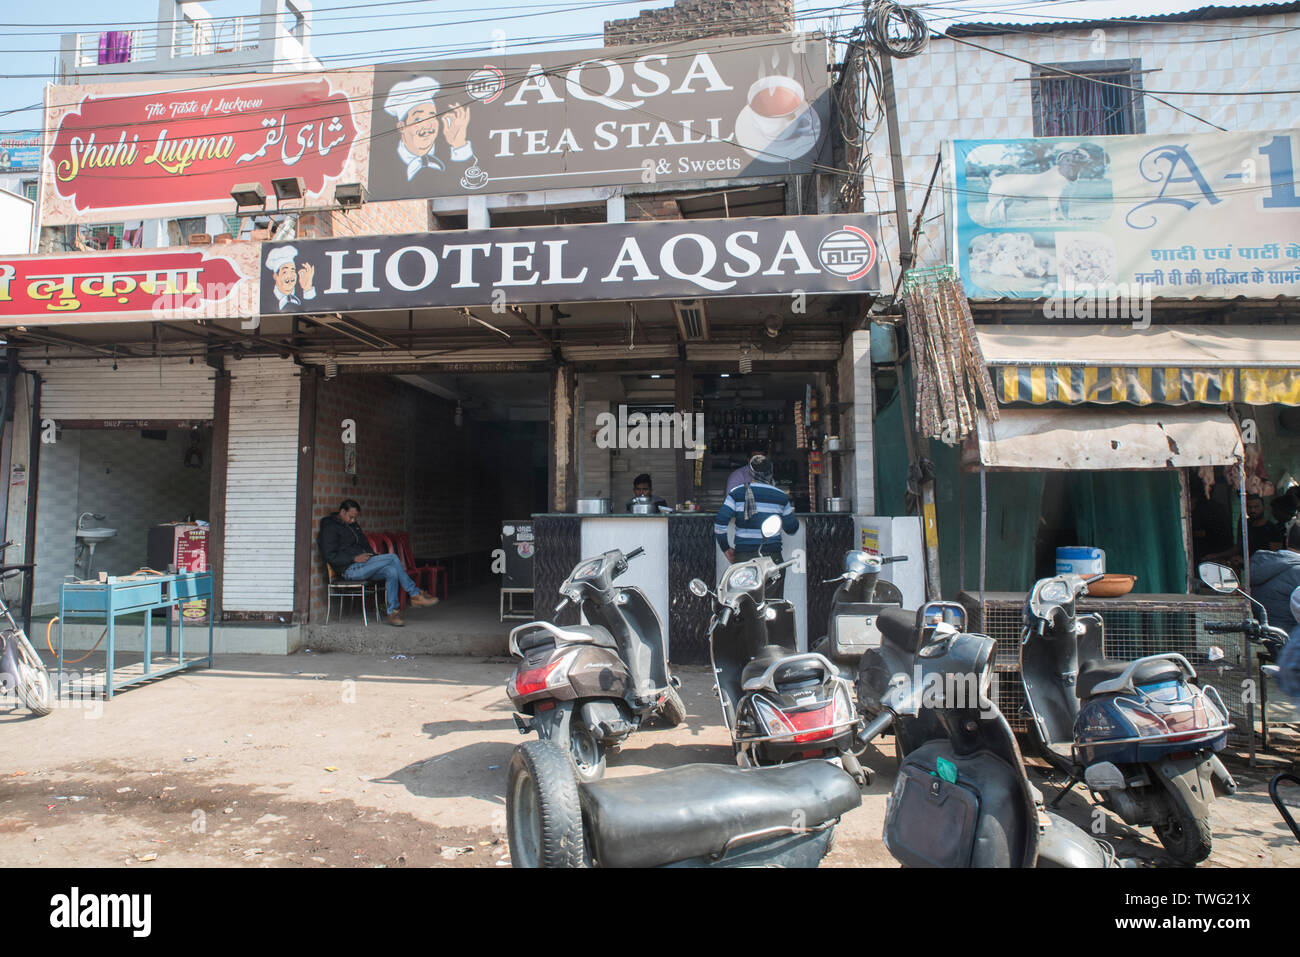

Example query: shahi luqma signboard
[41,73,370,226]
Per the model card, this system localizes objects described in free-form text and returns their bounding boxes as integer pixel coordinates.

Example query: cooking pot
[629,496,656,515]
[823,497,851,513]
[576,499,610,514]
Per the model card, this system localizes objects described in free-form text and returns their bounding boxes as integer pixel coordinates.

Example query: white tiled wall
[30,429,212,610]
[865,11,1300,282]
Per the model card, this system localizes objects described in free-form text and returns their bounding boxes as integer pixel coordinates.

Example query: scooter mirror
[760,514,783,538]
[1198,562,1240,594]
[689,578,709,598]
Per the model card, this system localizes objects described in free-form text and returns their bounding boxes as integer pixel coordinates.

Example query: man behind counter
[625,473,669,512]
[714,455,798,597]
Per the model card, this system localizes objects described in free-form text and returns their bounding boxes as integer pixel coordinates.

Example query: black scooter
[812,549,907,682]
[505,738,861,867]
[1020,570,1236,865]
[858,604,1125,867]
[691,517,866,785]
[506,546,685,780]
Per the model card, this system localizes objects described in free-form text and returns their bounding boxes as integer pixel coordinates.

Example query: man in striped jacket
[714,455,799,597]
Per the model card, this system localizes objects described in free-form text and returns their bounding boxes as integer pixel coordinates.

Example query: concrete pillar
[549,364,576,512]
[846,329,875,515]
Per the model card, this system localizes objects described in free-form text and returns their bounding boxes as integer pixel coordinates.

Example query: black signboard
[367,34,831,200]
[260,213,878,314]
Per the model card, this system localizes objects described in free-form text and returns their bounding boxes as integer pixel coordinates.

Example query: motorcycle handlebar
[626,546,645,560]
[882,555,908,564]
[1205,620,1251,635]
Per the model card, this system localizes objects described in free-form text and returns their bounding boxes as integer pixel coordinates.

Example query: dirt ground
[1,653,1297,868]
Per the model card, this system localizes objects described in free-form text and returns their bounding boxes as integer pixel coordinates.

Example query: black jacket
[319,514,371,573]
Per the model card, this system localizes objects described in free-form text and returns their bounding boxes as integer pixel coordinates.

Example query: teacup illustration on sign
[735,75,819,162]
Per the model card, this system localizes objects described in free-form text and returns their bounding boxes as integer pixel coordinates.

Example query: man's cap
[748,454,773,481]
[265,245,299,272]
[384,77,440,120]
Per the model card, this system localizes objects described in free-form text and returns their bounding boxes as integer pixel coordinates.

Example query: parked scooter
[812,550,907,681]
[1195,561,1295,846]
[505,738,861,867]
[1019,570,1236,865]
[857,606,1124,867]
[690,515,866,785]
[0,553,50,717]
[506,545,685,780]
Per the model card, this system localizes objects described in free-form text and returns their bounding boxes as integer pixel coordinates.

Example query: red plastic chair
[391,531,446,601]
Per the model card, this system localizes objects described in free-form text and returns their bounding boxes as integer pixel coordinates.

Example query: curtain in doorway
[1066,470,1186,595]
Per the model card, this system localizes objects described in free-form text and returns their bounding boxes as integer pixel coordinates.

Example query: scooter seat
[578,761,862,868]
[553,625,619,650]
[1077,657,1183,699]
[878,607,921,653]
[740,645,796,687]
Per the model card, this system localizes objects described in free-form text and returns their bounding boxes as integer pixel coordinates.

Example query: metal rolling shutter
[37,358,216,421]
[222,357,300,613]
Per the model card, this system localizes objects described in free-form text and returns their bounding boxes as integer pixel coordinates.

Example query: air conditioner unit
[673,299,709,340]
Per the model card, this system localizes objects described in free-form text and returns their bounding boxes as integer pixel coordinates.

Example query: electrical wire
[863,0,929,58]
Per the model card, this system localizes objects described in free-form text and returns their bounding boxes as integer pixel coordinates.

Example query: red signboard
[0,246,259,325]
[44,75,363,223]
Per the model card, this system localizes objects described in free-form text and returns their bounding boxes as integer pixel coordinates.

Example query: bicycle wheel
[10,631,52,716]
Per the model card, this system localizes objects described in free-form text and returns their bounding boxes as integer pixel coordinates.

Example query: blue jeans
[343,553,419,614]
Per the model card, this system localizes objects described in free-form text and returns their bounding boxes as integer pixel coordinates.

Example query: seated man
[318,499,438,626]
[625,473,669,512]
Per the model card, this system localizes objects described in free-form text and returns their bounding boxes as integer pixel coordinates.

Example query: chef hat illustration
[265,245,299,272]
[384,77,441,121]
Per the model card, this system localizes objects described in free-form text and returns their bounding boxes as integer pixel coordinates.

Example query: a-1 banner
[259,214,878,314]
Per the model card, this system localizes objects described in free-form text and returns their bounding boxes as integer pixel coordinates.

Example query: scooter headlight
[1038,579,1072,605]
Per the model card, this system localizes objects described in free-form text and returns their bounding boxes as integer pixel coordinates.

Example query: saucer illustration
[734,105,821,162]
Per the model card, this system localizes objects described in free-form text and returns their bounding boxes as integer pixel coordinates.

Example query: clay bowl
[1086,574,1137,598]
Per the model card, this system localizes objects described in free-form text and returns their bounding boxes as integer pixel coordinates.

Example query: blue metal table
[57,571,214,699]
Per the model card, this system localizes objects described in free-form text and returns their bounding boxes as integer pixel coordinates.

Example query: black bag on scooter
[885,741,1033,868]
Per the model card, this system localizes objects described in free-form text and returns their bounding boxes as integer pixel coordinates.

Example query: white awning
[977,324,1300,368]
[971,408,1243,471]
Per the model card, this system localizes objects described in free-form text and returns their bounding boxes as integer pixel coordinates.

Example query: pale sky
[0,0,1290,130]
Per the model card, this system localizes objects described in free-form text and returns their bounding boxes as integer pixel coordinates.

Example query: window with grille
[1032,59,1145,137]
[22,180,37,202]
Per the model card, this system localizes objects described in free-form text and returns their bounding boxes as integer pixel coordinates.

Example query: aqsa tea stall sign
[41,73,370,226]
[368,34,830,200]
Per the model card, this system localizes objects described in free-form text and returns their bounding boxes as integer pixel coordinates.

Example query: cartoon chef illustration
[384,76,487,191]
[266,245,315,310]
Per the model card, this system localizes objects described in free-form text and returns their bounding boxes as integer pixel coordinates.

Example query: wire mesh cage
[961,592,1253,740]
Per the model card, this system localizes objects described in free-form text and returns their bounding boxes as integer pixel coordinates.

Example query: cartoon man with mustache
[384,76,486,191]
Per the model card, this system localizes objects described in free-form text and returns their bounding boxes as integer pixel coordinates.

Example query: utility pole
[869,2,942,599]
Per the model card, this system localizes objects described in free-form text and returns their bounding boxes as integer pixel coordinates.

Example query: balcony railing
[72,16,260,69]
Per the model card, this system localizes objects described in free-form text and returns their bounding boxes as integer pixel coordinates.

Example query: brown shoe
[409,592,440,608]
[385,612,405,627]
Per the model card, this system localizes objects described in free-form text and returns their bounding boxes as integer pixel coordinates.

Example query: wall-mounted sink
[77,528,117,543]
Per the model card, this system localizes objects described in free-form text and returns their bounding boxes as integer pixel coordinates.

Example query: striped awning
[994,365,1300,406]
[979,325,1300,407]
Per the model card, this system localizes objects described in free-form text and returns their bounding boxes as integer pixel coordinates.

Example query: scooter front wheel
[659,687,687,727]
[506,741,588,868]
[9,631,52,716]
[1155,802,1212,865]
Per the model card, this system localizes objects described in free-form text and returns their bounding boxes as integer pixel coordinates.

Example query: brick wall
[605,0,794,45]
[332,199,429,238]
[308,373,543,621]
